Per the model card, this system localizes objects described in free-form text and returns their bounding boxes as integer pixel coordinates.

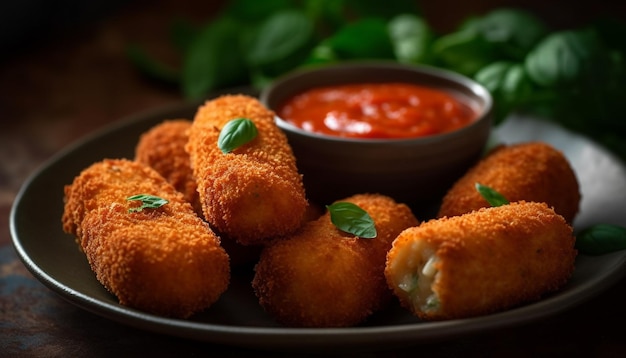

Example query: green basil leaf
[477,62,535,103]
[576,224,626,255]
[127,194,169,213]
[245,10,314,74]
[323,18,395,60]
[305,43,339,64]
[475,61,514,92]
[326,202,377,239]
[524,29,600,87]
[472,8,548,60]
[432,29,496,76]
[302,0,345,32]
[475,183,509,207]
[498,63,535,103]
[182,17,248,99]
[474,61,535,124]
[218,118,258,153]
[388,14,434,64]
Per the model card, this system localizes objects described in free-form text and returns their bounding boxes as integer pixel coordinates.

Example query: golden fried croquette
[186,94,308,245]
[437,141,581,223]
[134,119,202,214]
[386,201,576,321]
[62,159,230,318]
[134,119,264,266]
[252,194,419,327]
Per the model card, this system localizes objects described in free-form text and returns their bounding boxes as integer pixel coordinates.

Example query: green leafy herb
[468,8,547,60]
[326,202,377,238]
[320,18,395,60]
[524,29,600,87]
[474,61,535,124]
[245,10,314,77]
[182,17,249,99]
[127,194,169,213]
[126,4,626,162]
[475,182,509,207]
[575,224,626,255]
[218,118,258,153]
[432,28,496,76]
[388,14,434,64]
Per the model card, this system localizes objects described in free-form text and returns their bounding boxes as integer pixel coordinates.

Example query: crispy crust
[134,119,202,214]
[386,201,576,320]
[186,94,308,245]
[252,193,419,327]
[437,142,581,223]
[62,159,230,318]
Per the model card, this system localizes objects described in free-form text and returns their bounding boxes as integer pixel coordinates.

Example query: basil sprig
[475,182,509,207]
[218,118,258,153]
[327,202,377,239]
[127,194,169,213]
[575,224,626,255]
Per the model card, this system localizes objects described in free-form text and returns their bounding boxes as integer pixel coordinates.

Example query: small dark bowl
[260,61,493,211]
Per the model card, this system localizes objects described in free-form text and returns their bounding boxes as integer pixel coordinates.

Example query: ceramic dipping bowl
[260,61,493,211]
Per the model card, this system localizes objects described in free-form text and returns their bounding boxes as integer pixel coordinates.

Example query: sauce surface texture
[277,83,477,139]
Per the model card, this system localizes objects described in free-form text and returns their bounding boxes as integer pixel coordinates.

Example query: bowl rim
[260,60,493,144]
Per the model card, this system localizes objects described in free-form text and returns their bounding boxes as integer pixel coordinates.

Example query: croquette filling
[394,240,440,313]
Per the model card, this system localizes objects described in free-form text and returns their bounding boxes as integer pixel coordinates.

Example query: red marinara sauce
[277,83,477,139]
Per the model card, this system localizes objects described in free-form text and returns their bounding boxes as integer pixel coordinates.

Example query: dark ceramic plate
[10,91,626,350]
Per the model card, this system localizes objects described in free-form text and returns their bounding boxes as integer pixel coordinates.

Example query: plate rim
[9,96,626,350]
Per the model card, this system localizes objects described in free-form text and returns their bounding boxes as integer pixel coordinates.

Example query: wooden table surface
[2,1,626,356]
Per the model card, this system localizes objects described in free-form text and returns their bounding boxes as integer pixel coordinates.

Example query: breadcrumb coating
[252,193,419,327]
[135,119,202,214]
[386,201,576,320]
[186,94,308,245]
[62,159,230,318]
[437,142,581,223]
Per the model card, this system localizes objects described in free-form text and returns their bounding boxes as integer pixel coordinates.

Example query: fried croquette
[252,194,419,327]
[186,94,308,246]
[62,159,230,318]
[385,201,576,321]
[134,119,202,214]
[134,119,265,266]
[437,141,581,223]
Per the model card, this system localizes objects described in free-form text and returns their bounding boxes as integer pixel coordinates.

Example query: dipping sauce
[277,83,477,139]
